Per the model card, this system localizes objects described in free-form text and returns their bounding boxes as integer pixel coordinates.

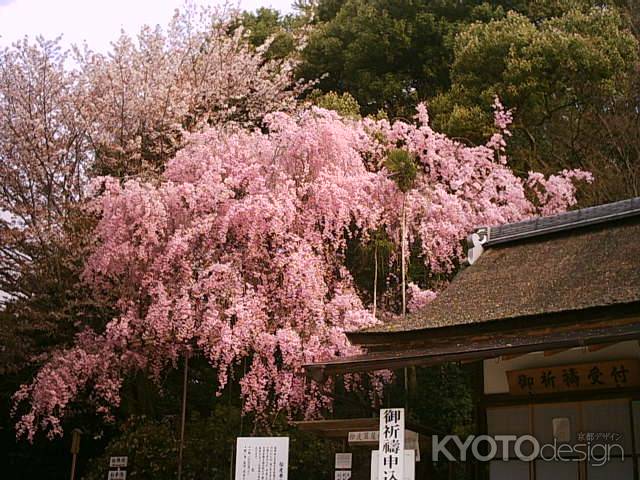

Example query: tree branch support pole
[69,453,78,480]
[373,242,378,319]
[401,196,407,319]
[177,352,189,480]
[401,196,409,410]
[69,428,81,480]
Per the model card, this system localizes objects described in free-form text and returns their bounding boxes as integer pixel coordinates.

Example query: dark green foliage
[385,149,417,193]
[82,405,337,480]
[430,7,638,164]
[82,408,238,480]
[345,229,395,306]
[299,0,505,117]
[409,364,475,436]
[238,8,300,60]
[302,0,640,203]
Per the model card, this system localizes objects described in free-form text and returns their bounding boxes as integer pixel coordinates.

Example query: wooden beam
[587,342,616,353]
[544,348,570,357]
[501,353,527,361]
[305,321,640,379]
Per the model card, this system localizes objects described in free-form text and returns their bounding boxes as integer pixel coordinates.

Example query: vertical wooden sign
[378,408,404,480]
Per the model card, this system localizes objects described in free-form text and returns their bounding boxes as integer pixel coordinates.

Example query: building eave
[306,313,640,383]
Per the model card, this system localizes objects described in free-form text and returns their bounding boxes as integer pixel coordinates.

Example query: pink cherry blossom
[13,102,591,440]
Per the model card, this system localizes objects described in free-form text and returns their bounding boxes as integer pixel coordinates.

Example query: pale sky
[0,0,294,52]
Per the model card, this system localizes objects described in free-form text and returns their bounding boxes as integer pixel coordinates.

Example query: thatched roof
[355,198,640,336]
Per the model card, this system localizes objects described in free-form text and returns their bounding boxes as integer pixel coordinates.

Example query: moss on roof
[362,217,640,333]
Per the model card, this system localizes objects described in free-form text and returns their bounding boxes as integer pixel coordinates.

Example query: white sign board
[107,471,127,480]
[109,456,128,468]
[235,437,289,480]
[378,408,404,480]
[350,430,420,461]
[335,470,352,480]
[335,453,353,469]
[552,417,571,442]
[349,431,379,444]
[371,450,415,480]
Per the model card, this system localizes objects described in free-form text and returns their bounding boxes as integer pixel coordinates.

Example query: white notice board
[371,450,415,480]
[335,470,352,480]
[235,437,289,480]
[335,453,353,469]
[109,456,128,468]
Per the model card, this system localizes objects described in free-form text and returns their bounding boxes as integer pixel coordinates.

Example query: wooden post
[69,428,81,480]
[177,352,189,480]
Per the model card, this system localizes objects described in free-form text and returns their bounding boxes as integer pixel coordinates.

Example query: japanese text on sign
[349,431,379,444]
[335,470,352,480]
[378,408,404,480]
[109,456,128,468]
[335,453,352,469]
[235,437,289,480]
[371,450,415,480]
[507,359,640,395]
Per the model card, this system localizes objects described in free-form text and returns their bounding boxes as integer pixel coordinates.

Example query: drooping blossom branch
[14,102,591,440]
